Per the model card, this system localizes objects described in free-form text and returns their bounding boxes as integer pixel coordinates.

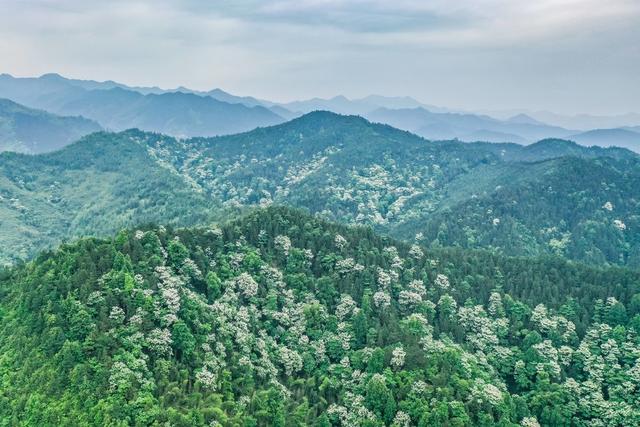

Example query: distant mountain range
[0,73,285,137]
[567,128,640,152]
[275,94,450,116]
[1,111,638,267]
[1,73,639,152]
[364,107,576,143]
[0,98,101,153]
[482,109,640,130]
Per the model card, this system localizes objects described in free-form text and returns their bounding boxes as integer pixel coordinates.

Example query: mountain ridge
[0,97,101,153]
[1,111,638,267]
[0,74,286,137]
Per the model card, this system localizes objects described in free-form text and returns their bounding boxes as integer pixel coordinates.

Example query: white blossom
[235,272,258,298]
[146,328,173,356]
[373,291,391,308]
[109,306,125,323]
[613,219,626,231]
[279,347,303,376]
[408,244,424,259]
[336,258,365,275]
[391,346,406,369]
[334,234,348,249]
[336,294,357,320]
[473,380,503,406]
[521,417,541,427]
[195,368,217,390]
[274,235,292,255]
[377,269,392,288]
[393,411,411,427]
[434,273,450,290]
[411,380,427,394]
[399,290,422,307]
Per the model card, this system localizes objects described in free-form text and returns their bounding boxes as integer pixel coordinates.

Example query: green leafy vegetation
[1,206,639,426]
[1,112,638,268]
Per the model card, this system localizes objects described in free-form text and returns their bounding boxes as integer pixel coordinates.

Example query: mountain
[0,131,221,265]
[529,111,640,131]
[1,111,639,268]
[6,73,640,148]
[568,128,640,153]
[506,113,546,126]
[483,109,640,131]
[366,107,575,143]
[359,94,443,110]
[501,138,635,161]
[1,206,639,425]
[0,74,286,137]
[391,153,640,265]
[0,98,101,153]
[449,129,527,144]
[266,104,301,120]
[203,88,269,108]
[278,95,447,116]
[55,88,286,137]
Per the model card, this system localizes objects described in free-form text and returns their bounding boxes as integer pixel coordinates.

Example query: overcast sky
[1,0,638,114]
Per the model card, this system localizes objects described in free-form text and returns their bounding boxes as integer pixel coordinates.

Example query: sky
[0,0,639,114]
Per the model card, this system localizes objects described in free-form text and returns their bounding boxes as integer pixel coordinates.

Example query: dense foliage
[1,112,638,268]
[1,207,639,426]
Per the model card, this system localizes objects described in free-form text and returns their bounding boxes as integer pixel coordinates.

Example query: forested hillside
[1,207,638,425]
[1,112,638,267]
[0,132,221,264]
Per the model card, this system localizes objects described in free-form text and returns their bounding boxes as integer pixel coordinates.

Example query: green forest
[2,207,639,426]
[1,2,639,425]
[1,112,639,267]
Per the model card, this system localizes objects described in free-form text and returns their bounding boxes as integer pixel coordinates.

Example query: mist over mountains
[1,73,639,153]
[0,74,285,139]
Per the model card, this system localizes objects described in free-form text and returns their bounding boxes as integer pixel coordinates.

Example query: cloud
[0,0,638,114]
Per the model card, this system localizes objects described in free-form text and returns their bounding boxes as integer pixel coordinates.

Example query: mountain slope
[568,128,640,152]
[1,206,639,425]
[151,112,640,266]
[391,155,640,266]
[0,130,222,265]
[1,112,638,268]
[0,98,101,153]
